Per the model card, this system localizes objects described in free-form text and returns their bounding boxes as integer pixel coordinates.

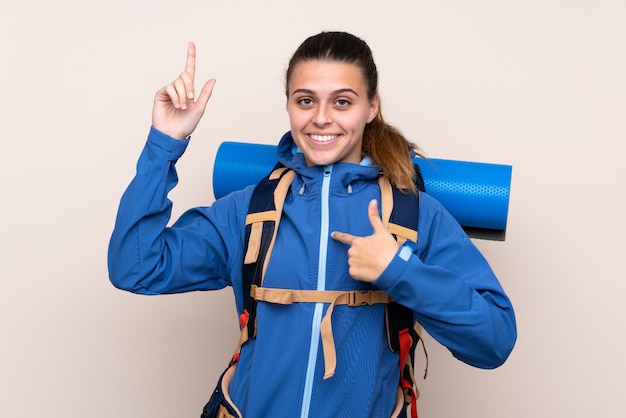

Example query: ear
[367,94,380,123]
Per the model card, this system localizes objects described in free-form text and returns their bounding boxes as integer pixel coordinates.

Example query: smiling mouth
[309,134,339,143]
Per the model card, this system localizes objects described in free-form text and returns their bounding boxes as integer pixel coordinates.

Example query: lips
[308,134,339,143]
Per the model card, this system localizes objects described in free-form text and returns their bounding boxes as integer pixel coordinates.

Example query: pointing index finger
[185,41,196,79]
[331,231,354,245]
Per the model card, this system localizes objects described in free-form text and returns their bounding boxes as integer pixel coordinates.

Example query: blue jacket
[108,127,517,417]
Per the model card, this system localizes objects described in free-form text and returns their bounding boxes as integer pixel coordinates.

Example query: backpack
[202,164,427,418]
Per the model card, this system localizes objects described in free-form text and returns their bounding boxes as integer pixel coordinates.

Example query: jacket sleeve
[107,127,246,295]
[373,193,517,369]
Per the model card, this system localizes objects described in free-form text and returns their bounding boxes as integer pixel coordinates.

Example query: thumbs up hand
[331,200,399,283]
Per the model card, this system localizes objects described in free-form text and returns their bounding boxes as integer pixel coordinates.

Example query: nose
[312,104,331,127]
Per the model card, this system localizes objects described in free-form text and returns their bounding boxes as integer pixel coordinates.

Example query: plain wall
[1,0,625,417]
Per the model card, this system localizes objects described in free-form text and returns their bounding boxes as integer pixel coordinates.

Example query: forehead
[288,60,367,94]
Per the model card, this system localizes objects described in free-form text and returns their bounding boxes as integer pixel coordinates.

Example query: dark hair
[286,31,423,192]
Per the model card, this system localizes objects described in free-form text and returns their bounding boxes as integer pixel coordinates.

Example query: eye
[335,99,351,107]
[297,97,314,106]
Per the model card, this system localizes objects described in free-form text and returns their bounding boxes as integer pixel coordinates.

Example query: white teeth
[310,134,337,142]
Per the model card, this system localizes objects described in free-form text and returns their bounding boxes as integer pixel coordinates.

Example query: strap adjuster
[348,290,375,306]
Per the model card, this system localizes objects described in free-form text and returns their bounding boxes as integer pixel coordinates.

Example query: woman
[108,31,516,418]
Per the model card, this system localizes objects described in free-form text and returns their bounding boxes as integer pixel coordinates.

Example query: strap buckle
[348,290,374,306]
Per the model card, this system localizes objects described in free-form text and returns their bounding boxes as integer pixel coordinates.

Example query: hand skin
[152,42,216,140]
[331,200,400,283]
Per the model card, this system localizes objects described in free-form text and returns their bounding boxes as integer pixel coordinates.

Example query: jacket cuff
[373,243,415,293]
[148,126,190,160]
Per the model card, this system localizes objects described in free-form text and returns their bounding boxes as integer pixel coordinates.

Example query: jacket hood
[276,131,381,189]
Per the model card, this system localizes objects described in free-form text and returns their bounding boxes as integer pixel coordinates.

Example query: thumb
[368,199,386,233]
[194,78,216,111]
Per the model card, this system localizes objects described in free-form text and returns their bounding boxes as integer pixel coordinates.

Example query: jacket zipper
[300,165,333,418]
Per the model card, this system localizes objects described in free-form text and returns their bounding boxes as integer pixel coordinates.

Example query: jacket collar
[276,131,381,189]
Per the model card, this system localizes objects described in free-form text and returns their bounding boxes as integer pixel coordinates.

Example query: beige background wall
[1,0,625,417]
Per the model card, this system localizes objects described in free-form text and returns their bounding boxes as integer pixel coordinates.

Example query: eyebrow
[291,88,360,97]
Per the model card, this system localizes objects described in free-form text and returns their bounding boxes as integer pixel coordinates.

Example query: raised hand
[331,200,400,282]
[152,42,216,140]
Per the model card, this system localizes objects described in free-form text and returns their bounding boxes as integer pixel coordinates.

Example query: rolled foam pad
[414,158,511,232]
[213,141,511,238]
[213,142,279,200]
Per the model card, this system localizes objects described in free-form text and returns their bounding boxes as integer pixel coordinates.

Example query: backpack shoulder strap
[241,163,294,339]
[377,174,421,350]
[228,164,294,365]
[380,165,427,418]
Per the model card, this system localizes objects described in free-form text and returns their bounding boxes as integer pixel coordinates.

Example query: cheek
[287,108,307,129]
[341,113,370,133]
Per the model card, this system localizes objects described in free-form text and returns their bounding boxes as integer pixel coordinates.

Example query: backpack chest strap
[251,285,391,306]
[251,284,392,380]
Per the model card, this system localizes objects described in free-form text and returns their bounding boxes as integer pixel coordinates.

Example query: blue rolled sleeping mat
[213,141,512,241]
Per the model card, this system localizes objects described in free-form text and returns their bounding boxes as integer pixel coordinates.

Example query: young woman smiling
[108,31,516,418]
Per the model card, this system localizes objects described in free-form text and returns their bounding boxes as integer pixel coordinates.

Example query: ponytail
[363,110,423,193]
